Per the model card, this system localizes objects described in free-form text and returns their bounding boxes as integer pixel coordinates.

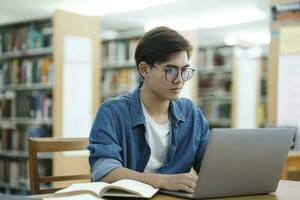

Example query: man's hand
[160,173,198,193]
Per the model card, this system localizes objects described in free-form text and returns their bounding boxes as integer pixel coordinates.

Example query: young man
[88,26,209,193]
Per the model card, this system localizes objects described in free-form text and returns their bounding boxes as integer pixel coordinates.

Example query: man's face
[145,50,190,101]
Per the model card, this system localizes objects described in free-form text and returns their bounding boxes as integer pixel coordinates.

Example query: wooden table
[281,151,300,179]
[29,180,300,200]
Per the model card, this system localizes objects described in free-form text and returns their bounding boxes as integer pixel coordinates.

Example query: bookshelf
[268,0,300,125]
[257,55,268,127]
[268,0,300,151]
[101,31,142,102]
[197,46,234,128]
[197,46,261,129]
[0,10,100,194]
[52,10,100,189]
[0,18,53,194]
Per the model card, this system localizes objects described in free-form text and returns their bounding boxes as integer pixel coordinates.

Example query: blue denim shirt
[88,83,209,181]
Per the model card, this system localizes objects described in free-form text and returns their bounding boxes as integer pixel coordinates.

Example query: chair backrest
[28,137,91,194]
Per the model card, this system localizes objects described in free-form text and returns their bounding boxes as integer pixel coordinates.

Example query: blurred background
[0,0,300,195]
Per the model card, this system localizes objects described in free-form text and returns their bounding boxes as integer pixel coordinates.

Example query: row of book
[197,47,234,128]
[16,90,53,119]
[102,68,140,100]
[272,1,300,21]
[199,100,231,123]
[0,56,53,86]
[0,21,52,54]
[0,20,53,194]
[0,160,27,189]
[0,125,52,193]
[0,159,51,193]
[0,90,52,119]
[197,47,233,70]
[0,126,51,151]
[102,39,139,66]
[198,74,232,95]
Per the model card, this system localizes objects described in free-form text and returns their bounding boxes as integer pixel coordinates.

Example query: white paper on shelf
[62,36,93,157]
[277,55,300,151]
[280,26,300,54]
[235,49,259,128]
[64,36,92,63]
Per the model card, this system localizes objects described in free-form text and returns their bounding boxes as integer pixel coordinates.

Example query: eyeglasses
[150,64,195,82]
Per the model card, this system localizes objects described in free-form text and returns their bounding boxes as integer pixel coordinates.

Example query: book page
[103,179,158,198]
[44,193,104,200]
[56,182,109,196]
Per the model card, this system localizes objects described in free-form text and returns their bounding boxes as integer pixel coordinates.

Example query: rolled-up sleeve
[92,158,122,182]
[88,104,123,181]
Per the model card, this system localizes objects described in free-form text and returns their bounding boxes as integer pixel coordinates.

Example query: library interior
[1,0,300,199]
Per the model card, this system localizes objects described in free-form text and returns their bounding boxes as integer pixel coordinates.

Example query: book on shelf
[0,129,12,150]
[102,68,139,99]
[0,99,13,118]
[23,126,51,151]
[18,161,29,187]
[48,179,159,199]
[1,62,12,85]
[0,160,4,183]
[199,100,231,123]
[16,90,52,119]
[9,161,19,188]
[0,20,52,54]
[5,129,19,151]
[0,66,3,87]
[197,48,207,68]
[0,56,53,86]
[0,126,51,152]
[129,39,139,62]
[26,126,50,138]
[0,34,2,55]
[198,47,233,71]
[27,23,44,50]
[3,30,13,53]
[102,39,139,67]
[272,1,300,21]
[0,134,2,150]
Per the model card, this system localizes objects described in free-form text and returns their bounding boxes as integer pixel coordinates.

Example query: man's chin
[167,94,180,101]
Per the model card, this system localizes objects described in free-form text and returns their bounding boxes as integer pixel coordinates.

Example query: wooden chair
[28,137,92,194]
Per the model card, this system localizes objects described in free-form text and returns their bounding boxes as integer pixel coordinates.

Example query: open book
[50,179,159,199]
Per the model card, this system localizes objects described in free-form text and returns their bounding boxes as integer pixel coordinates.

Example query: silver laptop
[160,128,295,199]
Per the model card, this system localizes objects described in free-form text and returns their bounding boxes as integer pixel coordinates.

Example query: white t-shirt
[141,99,170,173]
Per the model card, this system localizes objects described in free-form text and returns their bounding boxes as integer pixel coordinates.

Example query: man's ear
[138,62,150,79]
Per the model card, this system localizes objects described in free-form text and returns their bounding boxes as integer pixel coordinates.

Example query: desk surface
[28,180,300,200]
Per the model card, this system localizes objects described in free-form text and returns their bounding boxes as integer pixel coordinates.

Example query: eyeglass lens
[166,68,194,81]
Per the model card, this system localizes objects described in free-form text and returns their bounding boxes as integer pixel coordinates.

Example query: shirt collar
[130,82,185,127]
[169,100,185,123]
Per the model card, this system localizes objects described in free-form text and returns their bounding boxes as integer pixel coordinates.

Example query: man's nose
[173,71,184,83]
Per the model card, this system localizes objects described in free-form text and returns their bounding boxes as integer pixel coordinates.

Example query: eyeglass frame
[149,63,196,82]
